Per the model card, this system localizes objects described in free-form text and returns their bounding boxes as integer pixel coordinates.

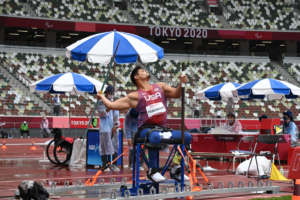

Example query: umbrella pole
[180,62,185,191]
[69,94,71,137]
[267,98,269,118]
[149,63,151,84]
[181,62,185,143]
[112,60,116,138]
[79,41,120,152]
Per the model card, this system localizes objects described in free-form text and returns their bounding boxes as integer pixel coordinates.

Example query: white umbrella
[196,82,241,101]
[30,72,107,135]
[232,78,300,100]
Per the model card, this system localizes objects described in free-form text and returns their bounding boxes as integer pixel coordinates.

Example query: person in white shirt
[225,113,242,133]
[97,85,120,171]
[53,95,61,116]
[40,116,51,138]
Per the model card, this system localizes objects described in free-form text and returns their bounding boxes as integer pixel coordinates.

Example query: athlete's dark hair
[130,65,143,86]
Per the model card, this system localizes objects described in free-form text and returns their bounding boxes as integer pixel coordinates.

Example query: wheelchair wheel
[54,139,73,165]
[46,139,58,164]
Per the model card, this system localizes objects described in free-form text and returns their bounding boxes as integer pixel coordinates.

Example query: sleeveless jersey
[135,84,167,128]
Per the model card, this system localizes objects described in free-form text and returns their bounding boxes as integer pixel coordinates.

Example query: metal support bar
[14,183,131,196]
[14,181,189,197]
[102,185,280,200]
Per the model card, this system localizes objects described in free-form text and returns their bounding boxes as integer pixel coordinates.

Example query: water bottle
[280,167,284,175]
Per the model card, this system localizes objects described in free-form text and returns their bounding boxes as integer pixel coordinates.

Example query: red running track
[0,138,295,199]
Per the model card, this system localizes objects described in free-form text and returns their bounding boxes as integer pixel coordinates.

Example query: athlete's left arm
[156,74,188,98]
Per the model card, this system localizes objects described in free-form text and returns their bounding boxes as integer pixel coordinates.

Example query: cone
[270,162,291,181]
[293,180,300,200]
[30,142,37,150]
[1,141,7,149]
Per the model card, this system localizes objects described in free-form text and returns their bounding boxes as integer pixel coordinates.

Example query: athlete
[97,65,191,182]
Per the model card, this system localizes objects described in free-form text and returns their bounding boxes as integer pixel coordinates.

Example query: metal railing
[163,49,268,57]
[0,40,70,49]
[0,57,32,86]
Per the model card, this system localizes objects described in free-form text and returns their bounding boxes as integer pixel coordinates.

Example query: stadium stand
[285,62,300,81]
[0,48,299,119]
[129,0,223,27]
[0,50,137,117]
[150,58,300,119]
[1,0,300,30]
[0,69,51,116]
[27,0,129,23]
[223,0,298,30]
[0,0,29,16]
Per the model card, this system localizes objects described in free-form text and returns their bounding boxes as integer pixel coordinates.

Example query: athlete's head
[130,65,150,86]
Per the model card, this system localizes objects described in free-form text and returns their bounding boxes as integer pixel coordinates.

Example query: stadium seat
[0,0,29,17]
[28,0,128,23]
[1,49,299,118]
[224,0,298,30]
[129,0,223,27]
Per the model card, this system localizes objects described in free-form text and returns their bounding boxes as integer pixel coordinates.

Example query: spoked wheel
[46,139,58,164]
[54,139,73,165]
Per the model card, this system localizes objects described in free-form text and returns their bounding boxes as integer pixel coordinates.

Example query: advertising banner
[86,130,123,166]
[70,117,125,129]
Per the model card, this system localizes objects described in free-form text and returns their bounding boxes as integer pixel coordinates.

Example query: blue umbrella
[30,72,107,135]
[232,78,300,100]
[196,82,241,101]
[66,30,164,64]
[30,72,106,95]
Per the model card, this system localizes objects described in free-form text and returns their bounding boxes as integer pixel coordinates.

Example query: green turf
[250,195,292,200]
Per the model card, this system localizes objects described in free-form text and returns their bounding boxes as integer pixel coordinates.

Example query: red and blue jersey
[135,84,167,128]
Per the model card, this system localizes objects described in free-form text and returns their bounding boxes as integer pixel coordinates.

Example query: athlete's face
[136,69,150,81]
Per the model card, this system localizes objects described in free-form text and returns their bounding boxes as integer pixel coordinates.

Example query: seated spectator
[225,113,242,133]
[40,116,51,138]
[283,111,299,147]
[20,121,30,138]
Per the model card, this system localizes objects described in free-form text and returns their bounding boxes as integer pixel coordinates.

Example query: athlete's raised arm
[97,92,138,110]
[156,74,188,98]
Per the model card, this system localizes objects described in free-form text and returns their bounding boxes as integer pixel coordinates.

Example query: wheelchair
[120,125,188,196]
[46,128,73,165]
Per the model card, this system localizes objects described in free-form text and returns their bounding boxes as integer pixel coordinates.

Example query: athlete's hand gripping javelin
[96,69,188,110]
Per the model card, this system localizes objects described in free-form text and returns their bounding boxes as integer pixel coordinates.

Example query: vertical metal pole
[181,62,185,144]
[267,97,269,118]
[113,61,116,136]
[132,144,136,188]
[69,94,71,137]
[181,62,185,192]
[148,63,151,84]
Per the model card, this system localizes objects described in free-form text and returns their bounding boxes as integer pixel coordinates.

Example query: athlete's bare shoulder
[127,91,139,100]
[155,82,165,88]
[126,91,139,108]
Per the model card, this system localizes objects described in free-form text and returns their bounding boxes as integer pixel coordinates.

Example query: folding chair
[10,128,18,138]
[227,136,255,173]
[246,135,280,179]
